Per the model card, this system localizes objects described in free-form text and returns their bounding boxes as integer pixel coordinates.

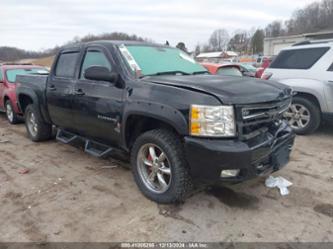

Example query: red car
[201,62,243,76]
[255,57,274,78]
[0,64,48,124]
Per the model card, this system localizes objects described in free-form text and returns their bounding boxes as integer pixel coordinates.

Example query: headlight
[190,105,236,137]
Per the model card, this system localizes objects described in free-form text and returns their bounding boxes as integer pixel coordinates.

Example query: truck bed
[16,74,49,89]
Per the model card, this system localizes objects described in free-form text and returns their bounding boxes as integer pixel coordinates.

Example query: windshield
[216,67,243,77]
[118,44,207,77]
[241,64,257,72]
[6,68,49,83]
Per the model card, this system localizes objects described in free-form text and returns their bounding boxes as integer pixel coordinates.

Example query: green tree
[176,42,188,53]
[251,29,265,54]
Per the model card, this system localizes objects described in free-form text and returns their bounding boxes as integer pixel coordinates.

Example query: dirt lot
[0,113,332,242]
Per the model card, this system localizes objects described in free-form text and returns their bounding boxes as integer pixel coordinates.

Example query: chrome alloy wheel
[6,102,14,122]
[27,111,38,137]
[137,143,172,194]
[284,103,311,130]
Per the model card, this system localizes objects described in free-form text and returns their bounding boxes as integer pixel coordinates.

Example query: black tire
[289,96,321,135]
[5,100,20,124]
[24,104,53,142]
[131,129,193,204]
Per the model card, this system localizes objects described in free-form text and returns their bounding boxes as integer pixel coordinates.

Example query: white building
[196,51,239,63]
[264,30,333,56]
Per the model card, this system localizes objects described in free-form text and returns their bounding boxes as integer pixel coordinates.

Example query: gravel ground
[0,113,332,242]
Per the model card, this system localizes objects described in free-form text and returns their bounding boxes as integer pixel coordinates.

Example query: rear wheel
[284,96,321,135]
[5,100,19,124]
[24,104,53,142]
[131,129,192,204]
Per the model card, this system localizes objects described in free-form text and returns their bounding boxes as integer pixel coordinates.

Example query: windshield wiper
[191,71,209,75]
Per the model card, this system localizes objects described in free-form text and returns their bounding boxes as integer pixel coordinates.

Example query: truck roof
[61,40,167,51]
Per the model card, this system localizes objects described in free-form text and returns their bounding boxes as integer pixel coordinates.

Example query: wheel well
[3,96,9,106]
[294,92,321,112]
[125,115,179,149]
[18,95,33,113]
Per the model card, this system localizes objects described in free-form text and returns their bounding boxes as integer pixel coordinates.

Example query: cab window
[80,50,112,79]
[55,52,80,78]
[0,69,3,81]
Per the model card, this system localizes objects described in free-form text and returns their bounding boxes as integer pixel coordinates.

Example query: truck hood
[143,75,292,104]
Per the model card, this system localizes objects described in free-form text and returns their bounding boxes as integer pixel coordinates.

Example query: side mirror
[84,66,118,83]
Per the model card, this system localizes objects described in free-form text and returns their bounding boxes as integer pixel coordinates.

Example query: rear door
[72,46,124,145]
[47,50,80,130]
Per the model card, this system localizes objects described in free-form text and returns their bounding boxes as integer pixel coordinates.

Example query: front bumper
[184,121,295,184]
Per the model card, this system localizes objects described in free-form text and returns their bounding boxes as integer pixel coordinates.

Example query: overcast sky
[0,0,315,51]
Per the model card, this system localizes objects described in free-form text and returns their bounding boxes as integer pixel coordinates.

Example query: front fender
[123,100,188,134]
[279,78,328,112]
[121,100,189,149]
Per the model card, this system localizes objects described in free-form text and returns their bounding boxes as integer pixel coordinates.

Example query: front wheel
[284,96,321,135]
[131,129,193,204]
[24,104,53,142]
[5,100,20,124]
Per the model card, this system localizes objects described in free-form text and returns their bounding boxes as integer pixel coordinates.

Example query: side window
[270,47,330,70]
[0,69,3,81]
[55,52,79,78]
[328,62,333,72]
[80,50,112,79]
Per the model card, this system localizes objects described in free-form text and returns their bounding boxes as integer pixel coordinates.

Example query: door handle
[48,85,56,91]
[74,89,85,96]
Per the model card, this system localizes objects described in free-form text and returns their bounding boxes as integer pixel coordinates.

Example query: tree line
[0,32,147,62]
[1,0,332,61]
[195,0,333,55]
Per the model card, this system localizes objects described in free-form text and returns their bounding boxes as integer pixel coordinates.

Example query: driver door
[72,47,124,146]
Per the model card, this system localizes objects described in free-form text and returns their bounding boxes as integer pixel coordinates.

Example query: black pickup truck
[16,41,295,203]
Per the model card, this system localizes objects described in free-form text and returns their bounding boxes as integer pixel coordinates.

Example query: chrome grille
[241,98,291,122]
[237,98,292,140]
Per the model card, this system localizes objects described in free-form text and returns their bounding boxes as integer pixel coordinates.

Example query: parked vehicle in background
[0,64,48,124]
[201,63,242,77]
[262,40,333,134]
[256,57,274,78]
[238,63,257,77]
[202,62,256,77]
[16,41,295,203]
[254,56,269,68]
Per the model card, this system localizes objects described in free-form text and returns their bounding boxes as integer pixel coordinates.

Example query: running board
[85,140,113,158]
[56,129,115,158]
[56,129,79,144]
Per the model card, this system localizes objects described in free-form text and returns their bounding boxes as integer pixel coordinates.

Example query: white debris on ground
[265,176,293,196]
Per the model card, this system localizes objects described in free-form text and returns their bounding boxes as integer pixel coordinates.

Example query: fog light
[221,169,240,178]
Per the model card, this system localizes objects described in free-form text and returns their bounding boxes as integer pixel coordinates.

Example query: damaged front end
[184,96,295,184]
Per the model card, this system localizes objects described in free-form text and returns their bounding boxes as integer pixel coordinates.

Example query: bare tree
[228,30,251,54]
[208,29,230,51]
[265,0,333,37]
[194,45,201,56]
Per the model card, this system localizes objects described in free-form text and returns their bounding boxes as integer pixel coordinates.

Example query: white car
[262,40,333,134]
